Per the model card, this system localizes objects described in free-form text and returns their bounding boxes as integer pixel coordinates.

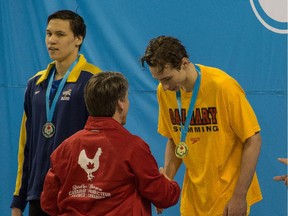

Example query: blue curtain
[1,0,287,215]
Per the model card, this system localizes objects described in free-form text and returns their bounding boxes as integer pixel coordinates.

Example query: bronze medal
[42,122,55,138]
[175,142,188,159]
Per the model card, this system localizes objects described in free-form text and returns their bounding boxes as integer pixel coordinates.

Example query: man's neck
[55,52,79,78]
[181,63,198,92]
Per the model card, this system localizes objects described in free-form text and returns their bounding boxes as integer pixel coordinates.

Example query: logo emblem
[61,89,72,101]
[250,0,288,34]
[78,148,102,181]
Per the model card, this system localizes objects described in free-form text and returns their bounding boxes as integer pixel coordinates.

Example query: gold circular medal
[42,122,55,138]
[175,142,188,159]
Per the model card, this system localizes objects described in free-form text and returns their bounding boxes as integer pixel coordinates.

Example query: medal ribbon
[45,59,78,122]
[176,65,201,143]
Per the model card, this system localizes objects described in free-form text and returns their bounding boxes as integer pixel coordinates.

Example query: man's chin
[121,119,126,125]
[48,54,57,60]
[169,87,179,92]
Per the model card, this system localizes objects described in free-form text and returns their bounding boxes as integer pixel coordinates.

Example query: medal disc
[175,142,188,159]
[42,122,55,138]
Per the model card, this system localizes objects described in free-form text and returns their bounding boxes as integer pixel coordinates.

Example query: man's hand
[11,207,22,216]
[223,195,247,216]
[155,207,164,214]
[154,167,171,214]
[277,158,288,165]
[273,158,288,186]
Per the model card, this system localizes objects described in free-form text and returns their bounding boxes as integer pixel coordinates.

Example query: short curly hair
[141,36,189,73]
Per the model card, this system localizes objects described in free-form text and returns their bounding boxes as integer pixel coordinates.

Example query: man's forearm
[164,138,182,179]
[233,132,262,197]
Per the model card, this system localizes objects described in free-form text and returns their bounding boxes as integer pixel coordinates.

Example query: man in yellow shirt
[141,36,262,216]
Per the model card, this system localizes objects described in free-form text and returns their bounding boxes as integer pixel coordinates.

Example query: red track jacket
[41,117,180,216]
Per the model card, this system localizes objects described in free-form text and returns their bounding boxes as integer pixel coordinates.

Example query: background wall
[0,0,287,215]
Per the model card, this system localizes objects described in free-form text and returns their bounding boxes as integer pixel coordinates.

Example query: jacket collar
[36,54,87,85]
[85,116,124,131]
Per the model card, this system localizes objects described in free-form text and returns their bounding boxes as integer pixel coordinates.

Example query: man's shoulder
[78,55,101,75]
[82,62,102,75]
[27,69,47,84]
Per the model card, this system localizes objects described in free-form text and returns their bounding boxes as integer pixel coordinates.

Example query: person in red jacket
[41,72,181,216]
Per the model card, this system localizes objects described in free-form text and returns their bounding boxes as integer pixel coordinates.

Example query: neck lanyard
[45,59,78,122]
[176,64,201,143]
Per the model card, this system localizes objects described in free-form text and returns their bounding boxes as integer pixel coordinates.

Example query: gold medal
[175,142,188,158]
[42,122,55,138]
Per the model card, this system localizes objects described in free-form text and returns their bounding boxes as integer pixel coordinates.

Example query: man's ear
[75,35,83,46]
[181,57,190,68]
[117,99,124,111]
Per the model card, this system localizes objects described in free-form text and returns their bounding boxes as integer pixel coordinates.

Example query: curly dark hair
[141,36,189,73]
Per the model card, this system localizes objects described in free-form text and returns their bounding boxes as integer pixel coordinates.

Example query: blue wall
[1,0,287,215]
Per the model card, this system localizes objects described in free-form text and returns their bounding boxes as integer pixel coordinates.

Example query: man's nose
[48,35,56,43]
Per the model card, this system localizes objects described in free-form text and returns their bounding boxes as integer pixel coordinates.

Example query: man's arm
[11,113,29,213]
[156,138,183,214]
[223,132,262,216]
[164,138,183,179]
[40,168,61,215]
[129,137,180,209]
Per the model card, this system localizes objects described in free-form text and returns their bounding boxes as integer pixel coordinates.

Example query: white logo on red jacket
[78,148,102,181]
